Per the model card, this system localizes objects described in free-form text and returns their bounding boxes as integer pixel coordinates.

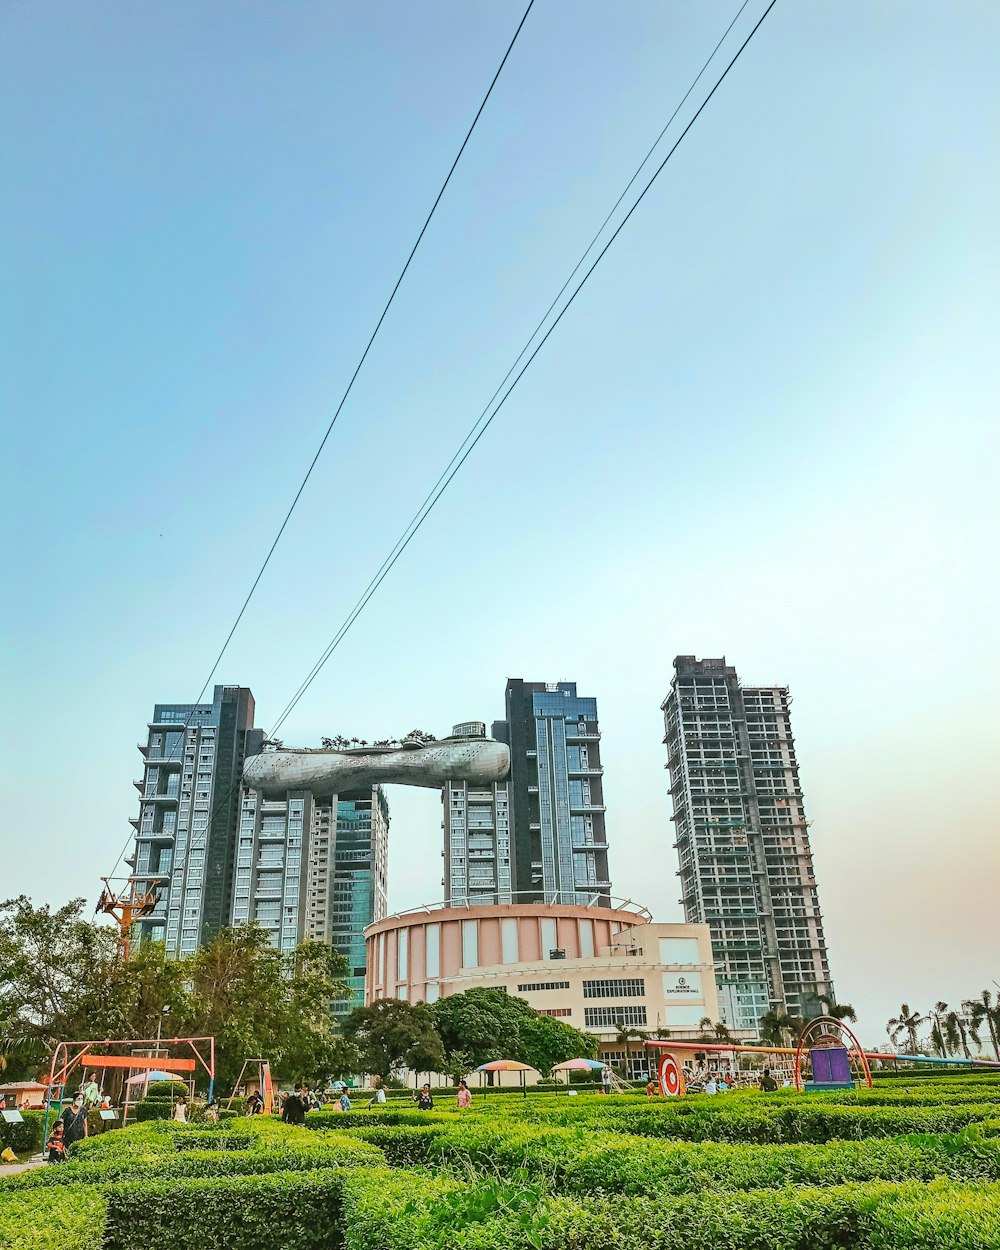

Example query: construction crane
[95,874,166,961]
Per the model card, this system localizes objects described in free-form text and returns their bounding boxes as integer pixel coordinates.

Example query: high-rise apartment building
[130,685,262,956]
[442,722,513,906]
[662,656,834,1030]
[498,680,612,906]
[234,780,388,1013]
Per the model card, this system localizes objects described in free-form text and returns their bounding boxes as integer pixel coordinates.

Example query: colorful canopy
[475,1060,536,1072]
[550,1058,605,1071]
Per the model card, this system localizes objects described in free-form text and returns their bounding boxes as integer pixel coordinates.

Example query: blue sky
[2,1,998,1044]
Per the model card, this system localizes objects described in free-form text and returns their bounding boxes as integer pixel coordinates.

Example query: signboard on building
[663,971,703,998]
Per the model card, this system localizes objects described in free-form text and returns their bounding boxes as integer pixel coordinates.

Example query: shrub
[0,1110,44,1156]
[100,1168,364,1250]
[0,1186,107,1250]
[145,1081,188,1099]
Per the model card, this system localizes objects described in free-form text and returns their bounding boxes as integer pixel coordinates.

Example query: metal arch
[793,1015,873,1090]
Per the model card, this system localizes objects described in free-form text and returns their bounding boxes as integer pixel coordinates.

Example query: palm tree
[613,1023,648,1079]
[963,991,1000,1061]
[757,1010,804,1048]
[818,995,857,1024]
[944,1010,972,1060]
[929,1002,950,1057]
[887,1003,926,1054]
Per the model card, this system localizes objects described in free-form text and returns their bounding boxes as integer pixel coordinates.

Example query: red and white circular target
[658,1054,684,1097]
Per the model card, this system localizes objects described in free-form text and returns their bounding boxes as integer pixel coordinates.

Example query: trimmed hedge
[0,1186,107,1250]
[4,1076,1000,1250]
[0,1110,44,1156]
[101,1168,357,1250]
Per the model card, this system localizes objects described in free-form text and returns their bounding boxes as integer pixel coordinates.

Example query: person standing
[601,1067,613,1095]
[281,1085,305,1125]
[46,1121,67,1163]
[413,1084,434,1111]
[455,1080,472,1110]
[761,1069,779,1092]
[703,1075,718,1096]
[338,1090,351,1112]
[645,1078,658,1097]
[59,1095,89,1149]
[172,1096,188,1123]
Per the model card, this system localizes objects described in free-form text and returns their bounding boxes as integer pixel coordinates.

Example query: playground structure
[647,1020,1000,1096]
[95,874,167,961]
[44,1035,215,1142]
[226,1060,274,1114]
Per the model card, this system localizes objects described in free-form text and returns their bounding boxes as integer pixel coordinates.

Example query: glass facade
[501,681,612,906]
[132,686,259,957]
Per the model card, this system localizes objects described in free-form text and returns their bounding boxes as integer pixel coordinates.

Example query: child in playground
[46,1122,67,1164]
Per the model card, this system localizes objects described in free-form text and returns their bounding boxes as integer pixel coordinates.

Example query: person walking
[413,1084,434,1111]
[645,1077,658,1097]
[455,1080,472,1109]
[59,1095,89,1148]
[338,1090,351,1112]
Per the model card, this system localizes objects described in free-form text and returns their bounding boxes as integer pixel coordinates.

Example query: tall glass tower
[662,656,834,1029]
[130,685,261,956]
[234,778,388,1014]
[499,680,612,906]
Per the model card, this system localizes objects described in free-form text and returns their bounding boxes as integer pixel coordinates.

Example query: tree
[343,999,443,1080]
[817,995,858,1024]
[757,1011,803,1048]
[612,1022,648,1077]
[928,1001,950,1058]
[430,988,596,1076]
[963,991,1000,1061]
[0,898,356,1091]
[887,1003,926,1054]
[944,1010,972,1060]
[520,1012,597,1076]
[431,988,525,1070]
[0,895,124,1078]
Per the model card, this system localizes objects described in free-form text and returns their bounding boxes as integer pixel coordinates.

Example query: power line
[107,1,535,882]
[268,0,778,739]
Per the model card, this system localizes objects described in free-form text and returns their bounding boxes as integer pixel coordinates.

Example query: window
[659,937,701,966]
[538,1008,572,1017]
[583,978,644,999]
[396,929,408,981]
[462,919,478,968]
[425,923,440,979]
[501,917,518,963]
[584,1006,647,1028]
[517,981,570,993]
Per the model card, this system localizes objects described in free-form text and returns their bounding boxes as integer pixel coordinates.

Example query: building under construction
[662,656,835,1032]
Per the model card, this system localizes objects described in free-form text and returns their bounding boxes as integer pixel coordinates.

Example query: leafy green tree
[431,988,595,1076]
[0,899,353,1091]
[520,1011,597,1075]
[343,998,444,1079]
[431,988,525,1069]
[0,895,124,1078]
